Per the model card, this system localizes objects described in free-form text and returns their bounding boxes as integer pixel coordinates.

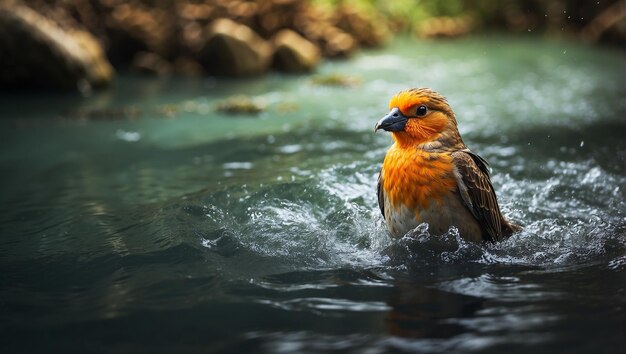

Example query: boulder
[416,15,474,39]
[172,57,205,76]
[199,18,271,76]
[106,4,177,65]
[334,6,388,47]
[292,5,357,57]
[321,27,357,58]
[272,29,320,73]
[131,51,172,76]
[0,2,113,91]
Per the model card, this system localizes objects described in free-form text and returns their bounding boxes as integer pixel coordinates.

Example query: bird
[374,88,520,242]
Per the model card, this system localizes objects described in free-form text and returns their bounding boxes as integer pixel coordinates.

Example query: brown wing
[452,149,505,242]
[377,171,385,218]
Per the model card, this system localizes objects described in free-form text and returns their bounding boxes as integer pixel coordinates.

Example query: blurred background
[0,0,624,90]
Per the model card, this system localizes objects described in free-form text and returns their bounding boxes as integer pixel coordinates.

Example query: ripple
[437,274,559,301]
[258,297,390,313]
[182,138,626,275]
[245,330,551,354]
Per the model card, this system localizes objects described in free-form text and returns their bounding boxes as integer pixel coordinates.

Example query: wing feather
[452,149,504,242]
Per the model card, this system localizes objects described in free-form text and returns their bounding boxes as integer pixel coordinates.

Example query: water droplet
[580,141,585,147]
[568,16,571,19]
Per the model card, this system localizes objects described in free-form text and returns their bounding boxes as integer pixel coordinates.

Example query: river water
[1,36,625,353]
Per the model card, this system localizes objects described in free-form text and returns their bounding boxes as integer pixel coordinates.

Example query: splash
[193,151,625,274]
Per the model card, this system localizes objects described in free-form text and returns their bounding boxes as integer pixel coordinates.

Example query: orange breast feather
[382,146,457,213]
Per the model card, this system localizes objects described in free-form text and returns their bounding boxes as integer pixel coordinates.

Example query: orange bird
[375,88,520,242]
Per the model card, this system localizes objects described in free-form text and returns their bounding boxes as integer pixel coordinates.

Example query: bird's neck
[391,131,464,151]
[391,132,420,149]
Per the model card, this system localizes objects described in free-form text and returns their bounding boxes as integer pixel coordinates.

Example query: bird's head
[375,88,461,147]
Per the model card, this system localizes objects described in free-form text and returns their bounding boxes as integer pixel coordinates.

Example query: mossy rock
[214,95,266,115]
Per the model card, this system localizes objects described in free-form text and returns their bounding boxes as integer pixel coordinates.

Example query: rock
[416,15,475,39]
[321,27,357,58]
[214,95,265,115]
[334,6,388,47]
[181,21,205,53]
[311,73,361,87]
[173,57,205,76]
[131,51,172,76]
[105,4,177,65]
[272,29,320,73]
[177,3,215,22]
[293,5,357,57]
[0,2,114,90]
[199,18,272,76]
[255,0,304,37]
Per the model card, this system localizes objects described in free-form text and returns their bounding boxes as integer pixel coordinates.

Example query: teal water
[1,37,625,353]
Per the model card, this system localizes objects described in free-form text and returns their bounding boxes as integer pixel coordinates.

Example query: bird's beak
[374,107,408,132]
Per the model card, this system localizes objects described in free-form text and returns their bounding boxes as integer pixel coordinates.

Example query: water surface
[1,36,625,353]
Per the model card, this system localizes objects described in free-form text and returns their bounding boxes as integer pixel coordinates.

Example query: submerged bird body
[376,88,519,242]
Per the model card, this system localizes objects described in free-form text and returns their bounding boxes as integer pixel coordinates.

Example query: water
[1,36,625,353]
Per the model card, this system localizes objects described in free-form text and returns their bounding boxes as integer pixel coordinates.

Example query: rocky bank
[0,0,388,90]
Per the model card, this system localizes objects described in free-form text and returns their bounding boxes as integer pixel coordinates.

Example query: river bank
[1,0,624,92]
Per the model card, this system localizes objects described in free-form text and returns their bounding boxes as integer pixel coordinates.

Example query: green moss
[214,95,266,115]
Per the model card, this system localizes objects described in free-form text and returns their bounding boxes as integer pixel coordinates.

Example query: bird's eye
[415,105,428,117]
